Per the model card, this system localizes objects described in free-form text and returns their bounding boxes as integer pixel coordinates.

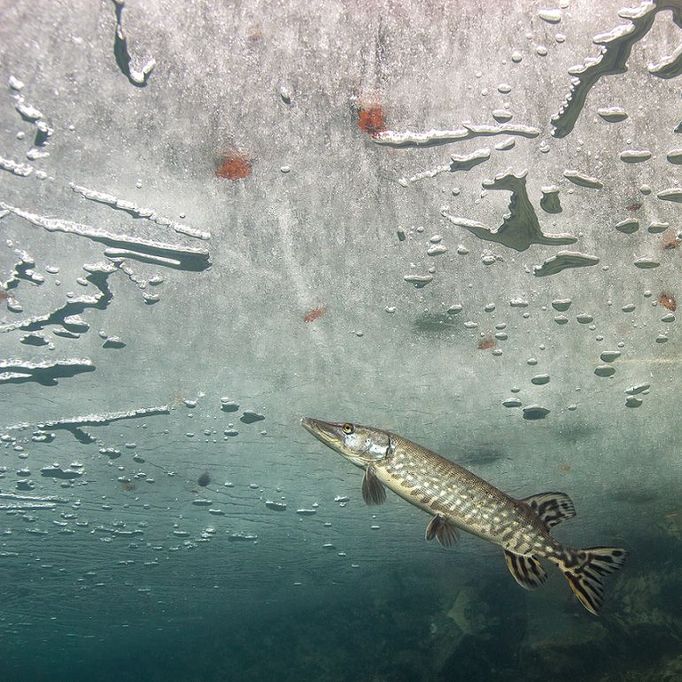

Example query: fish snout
[300,416,319,434]
[300,417,345,448]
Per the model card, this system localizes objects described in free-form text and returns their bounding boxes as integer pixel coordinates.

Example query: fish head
[301,417,392,468]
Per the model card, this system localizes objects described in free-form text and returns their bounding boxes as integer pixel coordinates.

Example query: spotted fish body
[301,418,626,615]
[378,432,557,554]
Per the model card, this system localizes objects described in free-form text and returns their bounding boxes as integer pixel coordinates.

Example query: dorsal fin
[521,491,576,528]
[361,465,386,505]
[504,550,547,590]
[425,514,459,547]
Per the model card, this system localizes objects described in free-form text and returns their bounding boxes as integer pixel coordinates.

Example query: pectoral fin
[425,514,459,547]
[361,466,386,505]
[504,550,547,590]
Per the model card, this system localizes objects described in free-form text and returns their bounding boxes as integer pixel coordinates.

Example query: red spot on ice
[304,306,326,323]
[662,233,678,250]
[626,202,642,212]
[659,292,677,311]
[216,151,252,180]
[357,103,386,135]
[477,336,496,350]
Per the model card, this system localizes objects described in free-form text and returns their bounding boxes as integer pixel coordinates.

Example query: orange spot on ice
[659,292,677,311]
[662,233,679,250]
[247,24,263,42]
[304,306,326,323]
[357,104,386,135]
[477,336,496,350]
[216,152,252,180]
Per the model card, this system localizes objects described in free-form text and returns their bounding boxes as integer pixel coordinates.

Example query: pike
[301,418,626,615]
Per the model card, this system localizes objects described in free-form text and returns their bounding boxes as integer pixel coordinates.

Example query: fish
[301,418,626,615]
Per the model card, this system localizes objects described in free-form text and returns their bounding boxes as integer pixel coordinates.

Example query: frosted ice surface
[0,1,680,676]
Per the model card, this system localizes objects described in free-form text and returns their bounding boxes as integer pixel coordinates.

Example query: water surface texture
[1,0,681,680]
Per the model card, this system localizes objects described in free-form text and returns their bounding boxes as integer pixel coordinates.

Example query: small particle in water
[215,151,252,180]
[357,103,386,135]
[478,336,496,350]
[197,472,211,487]
[304,306,326,323]
[659,292,676,311]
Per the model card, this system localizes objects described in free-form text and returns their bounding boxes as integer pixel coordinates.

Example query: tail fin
[559,546,627,615]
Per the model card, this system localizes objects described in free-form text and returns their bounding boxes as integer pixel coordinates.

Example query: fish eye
[342,423,354,434]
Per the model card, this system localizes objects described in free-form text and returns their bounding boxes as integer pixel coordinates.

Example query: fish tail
[557,546,627,615]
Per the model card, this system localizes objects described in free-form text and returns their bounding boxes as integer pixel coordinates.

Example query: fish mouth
[300,417,343,449]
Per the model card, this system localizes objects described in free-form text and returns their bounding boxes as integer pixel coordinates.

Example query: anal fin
[425,514,459,547]
[362,465,386,505]
[521,491,576,529]
[504,550,547,590]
